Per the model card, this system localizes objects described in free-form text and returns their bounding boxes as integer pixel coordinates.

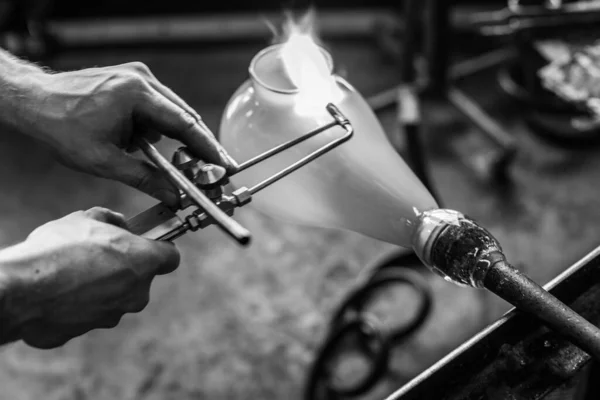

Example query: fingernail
[219,147,239,172]
[193,119,236,170]
[152,189,180,208]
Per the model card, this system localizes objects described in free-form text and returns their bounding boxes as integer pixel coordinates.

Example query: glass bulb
[219,44,438,247]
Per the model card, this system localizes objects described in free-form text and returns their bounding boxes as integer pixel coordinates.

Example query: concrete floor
[1,39,600,400]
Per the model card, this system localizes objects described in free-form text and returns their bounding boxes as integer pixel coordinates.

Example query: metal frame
[127,103,353,244]
[368,0,519,186]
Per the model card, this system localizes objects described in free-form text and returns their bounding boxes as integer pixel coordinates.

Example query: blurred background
[2,1,600,399]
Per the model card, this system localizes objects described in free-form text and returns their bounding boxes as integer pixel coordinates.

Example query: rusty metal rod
[367,47,516,112]
[484,260,600,360]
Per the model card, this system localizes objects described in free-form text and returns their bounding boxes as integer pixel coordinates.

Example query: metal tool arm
[136,138,252,245]
[125,103,352,244]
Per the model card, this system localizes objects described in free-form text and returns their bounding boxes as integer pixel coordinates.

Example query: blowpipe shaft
[485,260,600,359]
[413,208,600,360]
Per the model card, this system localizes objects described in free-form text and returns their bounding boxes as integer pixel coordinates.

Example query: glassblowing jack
[127,102,352,244]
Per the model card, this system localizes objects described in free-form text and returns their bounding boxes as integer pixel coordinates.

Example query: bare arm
[0,208,179,349]
[0,51,47,346]
[0,49,235,206]
[0,51,231,349]
[0,261,20,345]
[0,49,47,134]
[0,241,49,346]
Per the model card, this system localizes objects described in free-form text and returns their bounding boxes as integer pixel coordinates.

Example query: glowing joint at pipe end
[412,209,503,288]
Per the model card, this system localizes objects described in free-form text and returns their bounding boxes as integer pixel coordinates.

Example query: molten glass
[219,42,438,247]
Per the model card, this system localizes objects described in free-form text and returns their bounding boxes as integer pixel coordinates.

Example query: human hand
[22,62,235,207]
[0,207,179,349]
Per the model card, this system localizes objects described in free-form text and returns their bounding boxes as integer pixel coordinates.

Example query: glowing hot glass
[219,35,438,247]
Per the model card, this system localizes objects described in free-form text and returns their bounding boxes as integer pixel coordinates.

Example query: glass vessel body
[219,45,437,248]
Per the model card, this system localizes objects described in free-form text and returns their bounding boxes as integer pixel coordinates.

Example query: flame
[277,11,343,113]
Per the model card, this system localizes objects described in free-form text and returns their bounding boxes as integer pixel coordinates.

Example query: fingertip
[124,292,150,314]
[219,148,239,174]
[183,125,224,165]
[98,314,124,328]
[150,240,181,275]
[186,135,239,174]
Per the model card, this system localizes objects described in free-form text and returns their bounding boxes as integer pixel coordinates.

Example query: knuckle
[130,163,155,191]
[128,293,150,313]
[179,110,198,131]
[119,72,146,92]
[85,206,109,217]
[105,232,134,260]
[164,246,181,270]
[127,61,151,76]
[147,241,180,274]
[29,338,68,350]
[79,148,111,175]
[105,320,119,329]
[101,315,123,328]
[73,325,94,337]
[22,331,69,349]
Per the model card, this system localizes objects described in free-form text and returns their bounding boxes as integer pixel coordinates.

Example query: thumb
[146,239,181,275]
[132,236,181,277]
[95,145,180,207]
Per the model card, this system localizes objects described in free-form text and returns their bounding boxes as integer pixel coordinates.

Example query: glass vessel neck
[248,43,335,104]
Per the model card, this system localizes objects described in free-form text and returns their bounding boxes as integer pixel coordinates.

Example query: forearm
[0,254,20,345]
[0,269,20,346]
[0,242,40,346]
[0,49,48,133]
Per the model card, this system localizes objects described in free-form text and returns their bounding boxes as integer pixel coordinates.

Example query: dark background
[49,0,503,19]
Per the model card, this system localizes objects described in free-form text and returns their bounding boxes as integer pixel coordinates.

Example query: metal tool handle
[135,137,251,245]
[126,203,186,241]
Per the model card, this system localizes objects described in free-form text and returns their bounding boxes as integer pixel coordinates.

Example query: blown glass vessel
[217,42,600,362]
[219,44,438,247]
